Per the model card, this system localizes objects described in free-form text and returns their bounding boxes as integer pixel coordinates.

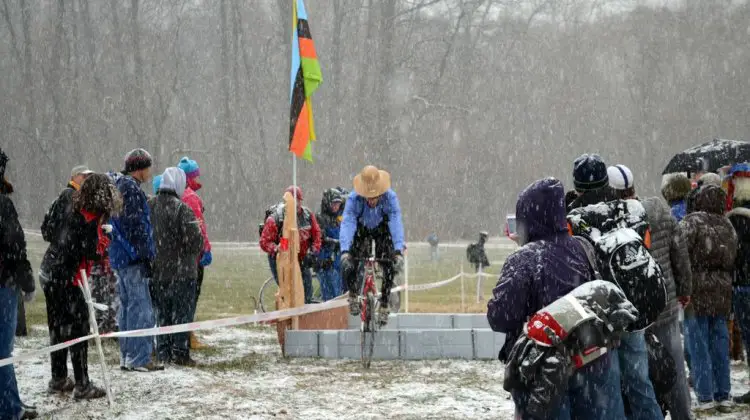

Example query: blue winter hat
[152,175,162,195]
[573,154,608,192]
[177,157,200,180]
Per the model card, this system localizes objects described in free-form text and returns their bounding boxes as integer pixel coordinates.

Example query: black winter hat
[124,148,153,174]
[573,153,608,191]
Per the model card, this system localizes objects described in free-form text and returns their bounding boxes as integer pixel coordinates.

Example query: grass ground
[22,233,513,325]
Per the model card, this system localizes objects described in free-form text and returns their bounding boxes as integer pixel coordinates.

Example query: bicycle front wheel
[258,277,278,313]
[361,292,376,368]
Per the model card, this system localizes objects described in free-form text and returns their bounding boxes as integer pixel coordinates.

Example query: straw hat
[353,165,391,198]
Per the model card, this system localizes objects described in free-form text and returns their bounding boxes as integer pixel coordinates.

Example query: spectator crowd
[490,153,750,419]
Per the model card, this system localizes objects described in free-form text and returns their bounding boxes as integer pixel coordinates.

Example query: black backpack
[569,200,668,331]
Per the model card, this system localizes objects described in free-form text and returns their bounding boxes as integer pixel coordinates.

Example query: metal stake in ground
[80,270,114,407]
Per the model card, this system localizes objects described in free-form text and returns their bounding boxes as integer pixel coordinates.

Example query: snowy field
[12,324,750,420]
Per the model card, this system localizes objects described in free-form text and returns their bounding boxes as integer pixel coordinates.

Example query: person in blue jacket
[340,166,405,326]
[316,188,345,300]
[109,148,163,372]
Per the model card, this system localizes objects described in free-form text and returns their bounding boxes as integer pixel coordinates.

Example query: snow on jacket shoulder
[109,175,155,269]
[182,187,211,253]
[0,194,34,293]
[339,189,405,253]
[641,196,692,323]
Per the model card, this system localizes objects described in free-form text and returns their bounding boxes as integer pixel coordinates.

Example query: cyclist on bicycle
[340,166,405,324]
[260,186,322,303]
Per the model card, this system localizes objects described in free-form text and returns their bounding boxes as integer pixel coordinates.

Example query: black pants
[341,222,395,306]
[196,265,204,306]
[42,281,90,386]
[15,292,26,337]
[153,279,197,363]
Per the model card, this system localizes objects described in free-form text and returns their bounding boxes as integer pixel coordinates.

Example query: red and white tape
[1,270,482,367]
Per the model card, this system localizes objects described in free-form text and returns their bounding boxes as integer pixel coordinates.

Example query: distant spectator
[680,184,738,413]
[109,148,163,372]
[177,157,212,350]
[151,167,203,366]
[466,231,490,273]
[567,153,618,210]
[260,186,322,303]
[40,173,120,400]
[426,232,439,261]
[0,149,38,419]
[661,173,692,222]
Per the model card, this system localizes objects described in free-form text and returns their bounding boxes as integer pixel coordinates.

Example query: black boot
[734,391,750,404]
[73,382,107,400]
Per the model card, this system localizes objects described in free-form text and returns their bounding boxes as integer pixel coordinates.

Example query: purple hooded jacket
[488,177,595,361]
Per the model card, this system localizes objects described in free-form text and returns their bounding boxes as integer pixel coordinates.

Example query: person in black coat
[39,173,120,400]
[0,149,38,419]
[567,154,619,211]
[151,167,203,366]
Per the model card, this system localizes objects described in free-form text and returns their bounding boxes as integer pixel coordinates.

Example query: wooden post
[276,192,304,352]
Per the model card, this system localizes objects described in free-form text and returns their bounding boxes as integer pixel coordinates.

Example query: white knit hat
[607,165,634,190]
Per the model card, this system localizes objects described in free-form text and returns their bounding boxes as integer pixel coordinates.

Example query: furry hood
[661,173,691,203]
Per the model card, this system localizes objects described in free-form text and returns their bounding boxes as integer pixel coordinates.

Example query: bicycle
[258,271,323,313]
[357,242,393,369]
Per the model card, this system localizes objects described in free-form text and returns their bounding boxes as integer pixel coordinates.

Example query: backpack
[569,200,668,331]
[258,203,281,237]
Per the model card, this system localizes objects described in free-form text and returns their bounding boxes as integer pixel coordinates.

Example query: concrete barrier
[285,323,506,361]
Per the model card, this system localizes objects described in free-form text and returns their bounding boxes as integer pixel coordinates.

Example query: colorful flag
[289,0,322,161]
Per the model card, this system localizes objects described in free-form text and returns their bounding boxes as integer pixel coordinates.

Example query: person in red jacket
[177,157,212,349]
[260,186,322,303]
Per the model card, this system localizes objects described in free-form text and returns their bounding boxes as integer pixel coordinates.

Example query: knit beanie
[698,172,721,187]
[124,148,153,174]
[607,165,634,191]
[573,154,608,191]
[177,157,200,180]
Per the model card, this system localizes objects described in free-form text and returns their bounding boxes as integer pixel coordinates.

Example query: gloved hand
[23,289,36,303]
[200,251,213,267]
[393,251,404,273]
[320,259,333,270]
[143,260,154,279]
[341,252,352,265]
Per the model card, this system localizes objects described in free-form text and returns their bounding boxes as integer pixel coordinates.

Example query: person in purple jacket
[487,177,625,420]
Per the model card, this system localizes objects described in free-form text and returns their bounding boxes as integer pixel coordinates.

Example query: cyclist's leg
[343,224,370,295]
[374,223,395,307]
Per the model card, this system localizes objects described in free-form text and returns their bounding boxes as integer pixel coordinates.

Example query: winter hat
[285,185,304,202]
[124,148,153,174]
[177,157,200,180]
[661,173,691,203]
[71,165,94,178]
[152,175,162,195]
[573,154,608,192]
[698,172,721,187]
[607,165,634,191]
[159,167,186,198]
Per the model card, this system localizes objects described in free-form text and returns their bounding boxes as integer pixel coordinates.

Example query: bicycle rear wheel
[258,277,277,313]
[361,291,376,368]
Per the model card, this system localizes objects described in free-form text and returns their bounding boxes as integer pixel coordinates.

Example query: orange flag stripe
[298,38,317,59]
[290,102,310,156]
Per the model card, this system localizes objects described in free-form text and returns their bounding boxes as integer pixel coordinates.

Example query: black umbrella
[663,138,750,175]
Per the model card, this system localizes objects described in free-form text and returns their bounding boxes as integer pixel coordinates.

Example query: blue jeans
[116,265,155,368]
[0,287,21,420]
[512,351,625,420]
[617,331,664,420]
[684,316,731,403]
[317,267,341,301]
[733,288,750,364]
